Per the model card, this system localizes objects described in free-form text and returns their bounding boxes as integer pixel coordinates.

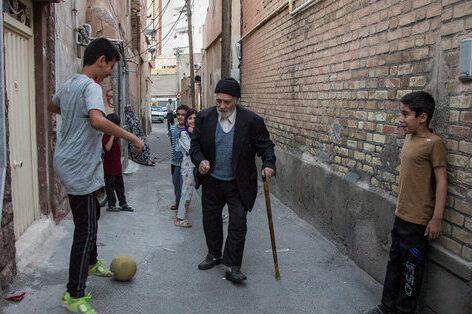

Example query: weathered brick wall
[241,0,285,35]
[1,95,16,292]
[241,0,472,262]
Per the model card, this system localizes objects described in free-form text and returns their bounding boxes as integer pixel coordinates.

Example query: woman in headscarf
[124,105,156,166]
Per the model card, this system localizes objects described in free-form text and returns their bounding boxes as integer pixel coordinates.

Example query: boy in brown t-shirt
[363,91,447,314]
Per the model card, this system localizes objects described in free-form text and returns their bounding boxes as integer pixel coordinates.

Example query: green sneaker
[88,260,113,277]
[61,292,96,314]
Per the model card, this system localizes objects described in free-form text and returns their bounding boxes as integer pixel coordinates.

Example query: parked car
[151,106,166,123]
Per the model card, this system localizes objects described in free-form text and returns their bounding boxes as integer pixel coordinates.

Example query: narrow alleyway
[1,123,381,314]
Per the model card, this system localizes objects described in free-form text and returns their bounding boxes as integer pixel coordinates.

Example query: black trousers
[104,174,127,207]
[167,112,174,130]
[67,192,100,298]
[381,217,428,314]
[202,176,248,267]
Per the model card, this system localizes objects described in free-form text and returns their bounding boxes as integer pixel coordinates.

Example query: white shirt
[178,131,193,169]
[218,109,237,133]
[166,102,175,113]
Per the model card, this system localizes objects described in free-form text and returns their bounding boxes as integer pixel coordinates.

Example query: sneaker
[361,305,397,314]
[88,260,113,277]
[175,218,192,228]
[170,204,177,210]
[120,204,134,212]
[61,291,96,314]
[106,206,120,212]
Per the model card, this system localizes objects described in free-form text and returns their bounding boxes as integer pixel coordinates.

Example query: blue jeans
[172,165,182,206]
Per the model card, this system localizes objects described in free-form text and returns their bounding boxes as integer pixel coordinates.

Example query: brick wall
[241,0,472,262]
[241,0,285,35]
[0,95,16,292]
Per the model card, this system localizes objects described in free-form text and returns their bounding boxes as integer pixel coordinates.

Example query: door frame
[4,1,41,238]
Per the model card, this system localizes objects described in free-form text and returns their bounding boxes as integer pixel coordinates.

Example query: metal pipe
[72,0,78,31]
[0,0,5,213]
[72,0,79,56]
[290,0,318,16]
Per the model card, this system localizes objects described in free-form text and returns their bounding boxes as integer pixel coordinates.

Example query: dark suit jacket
[190,105,276,211]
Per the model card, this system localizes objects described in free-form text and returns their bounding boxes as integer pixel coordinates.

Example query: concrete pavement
[1,123,382,314]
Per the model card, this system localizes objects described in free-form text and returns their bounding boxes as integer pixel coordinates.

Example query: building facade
[150,0,208,104]
[160,0,209,57]
[0,0,61,292]
[239,0,472,313]
[201,0,240,107]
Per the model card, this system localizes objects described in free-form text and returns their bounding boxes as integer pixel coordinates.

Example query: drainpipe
[72,0,78,28]
[72,0,80,57]
[289,0,318,16]
[0,0,6,217]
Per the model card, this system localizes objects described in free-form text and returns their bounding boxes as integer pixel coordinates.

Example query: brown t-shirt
[395,133,447,226]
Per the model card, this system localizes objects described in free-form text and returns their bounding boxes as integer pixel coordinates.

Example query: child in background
[362,91,447,314]
[168,104,189,211]
[175,109,197,228]
[103,113,134,212]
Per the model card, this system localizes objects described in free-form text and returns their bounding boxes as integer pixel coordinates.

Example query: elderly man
[190,78,276,283]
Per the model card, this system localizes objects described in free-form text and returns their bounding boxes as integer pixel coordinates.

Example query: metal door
[4,0,40,239]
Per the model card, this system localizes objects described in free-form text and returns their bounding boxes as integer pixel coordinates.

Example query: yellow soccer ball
[110,256,137,282]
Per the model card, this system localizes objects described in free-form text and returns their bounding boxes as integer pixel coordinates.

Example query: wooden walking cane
[263,176,281,280]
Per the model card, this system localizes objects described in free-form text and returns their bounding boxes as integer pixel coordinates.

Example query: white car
[151,106,166,123]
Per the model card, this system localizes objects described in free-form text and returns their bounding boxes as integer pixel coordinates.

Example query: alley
[1,123,381,314]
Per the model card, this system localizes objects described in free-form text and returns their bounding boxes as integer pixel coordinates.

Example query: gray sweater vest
[211,121,235,181]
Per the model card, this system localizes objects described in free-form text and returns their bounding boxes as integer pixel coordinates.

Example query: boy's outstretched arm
[104,136,114,151]
[425,166,447,240]
[48,101,61,114]
[89,109,144,153]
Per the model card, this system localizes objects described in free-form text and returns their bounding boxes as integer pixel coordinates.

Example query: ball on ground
[110,255,137,282]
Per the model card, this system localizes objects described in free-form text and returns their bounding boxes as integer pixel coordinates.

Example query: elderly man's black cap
[215,77,241,98]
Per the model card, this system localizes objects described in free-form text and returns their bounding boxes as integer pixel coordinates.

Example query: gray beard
[217,108,235,119]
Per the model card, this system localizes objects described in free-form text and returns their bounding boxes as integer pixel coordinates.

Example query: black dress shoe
[198,253,222,270]
[120,205,134,212]
[361,305,397,314]
[225,266,247,283]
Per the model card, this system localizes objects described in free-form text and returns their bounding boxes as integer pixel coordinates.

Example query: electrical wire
[121,0,172,52]
[142,0,171,35]
[142,0,196,57]
[129,5,186,59]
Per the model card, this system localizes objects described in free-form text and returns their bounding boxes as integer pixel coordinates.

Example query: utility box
[459,39,472,81]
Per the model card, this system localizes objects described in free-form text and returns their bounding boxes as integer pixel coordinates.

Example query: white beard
[217,108,235,119]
